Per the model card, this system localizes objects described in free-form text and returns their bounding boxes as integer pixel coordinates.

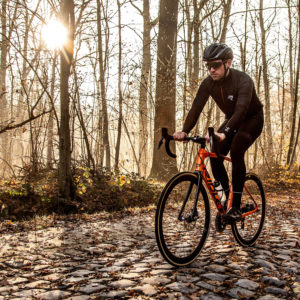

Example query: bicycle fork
[178,171,202,223]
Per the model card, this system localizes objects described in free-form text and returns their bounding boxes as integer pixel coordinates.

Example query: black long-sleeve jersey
[182,68,263,137]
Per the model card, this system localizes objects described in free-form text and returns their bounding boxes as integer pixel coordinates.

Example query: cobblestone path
[0,192,299,299]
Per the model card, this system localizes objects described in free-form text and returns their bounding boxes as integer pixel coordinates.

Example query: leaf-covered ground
[0,188,299,299]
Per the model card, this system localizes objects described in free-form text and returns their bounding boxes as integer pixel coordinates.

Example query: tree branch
[0,110,52,134]
[129,0,143,15]
[229,5,297,18]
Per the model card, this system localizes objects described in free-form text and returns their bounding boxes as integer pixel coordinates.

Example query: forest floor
[0,190,299,299]
[0,167,299,298]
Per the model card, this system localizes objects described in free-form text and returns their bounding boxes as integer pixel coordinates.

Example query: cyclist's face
[206,59,231,81]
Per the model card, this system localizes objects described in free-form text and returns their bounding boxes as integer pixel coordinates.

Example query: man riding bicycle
[174,43,264,222]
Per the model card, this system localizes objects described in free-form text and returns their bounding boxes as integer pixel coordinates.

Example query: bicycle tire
[155,172,210,266]
[232,173,266,246]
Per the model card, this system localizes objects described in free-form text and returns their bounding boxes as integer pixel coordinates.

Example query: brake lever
[158,128,176,158]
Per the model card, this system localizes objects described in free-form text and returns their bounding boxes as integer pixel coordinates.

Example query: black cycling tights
[210,111,264,209]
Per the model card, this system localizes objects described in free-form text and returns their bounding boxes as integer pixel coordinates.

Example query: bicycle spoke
[232,173,265,246]
[155,173,210,266]
[164,183,202,256]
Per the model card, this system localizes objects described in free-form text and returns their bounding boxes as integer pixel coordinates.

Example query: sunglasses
[205,61,224,70]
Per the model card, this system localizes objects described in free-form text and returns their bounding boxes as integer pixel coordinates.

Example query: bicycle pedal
[241,204,255,213]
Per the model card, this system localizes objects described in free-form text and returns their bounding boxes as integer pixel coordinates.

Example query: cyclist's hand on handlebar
[205,132,226,142]
[215,132,226,141]
[205,133,209,142]
[173,131,188,143]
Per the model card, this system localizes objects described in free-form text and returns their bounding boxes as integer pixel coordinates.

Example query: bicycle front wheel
[232,173,266,246]
[155,172,210,267]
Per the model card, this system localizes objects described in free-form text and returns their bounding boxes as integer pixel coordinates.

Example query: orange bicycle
[155,127,266,267]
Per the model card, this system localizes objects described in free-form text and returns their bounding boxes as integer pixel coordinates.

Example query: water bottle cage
[213,182,223,200]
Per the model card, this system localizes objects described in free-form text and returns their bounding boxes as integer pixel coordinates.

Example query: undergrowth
[0,164,298,222]
[0,167,163,221]
[257,164,300,192]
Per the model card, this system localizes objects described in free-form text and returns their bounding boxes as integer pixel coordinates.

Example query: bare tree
[59,0,75,199]
[289,117,300,167]
[47,54,57,168]
[278,46,287,164]
[190,0,210,93]
[219,0,232,43]
[130,0,153,176]
[96,0,111,170]
[114,0,123,171]
[216,0,232,127]
[73,69,96,171]
[287,0,300,165]
[259,0,274,159]
[231,0,249,72]
[0,0,10,175]
[149,0,179,180]
[0,0,298,183]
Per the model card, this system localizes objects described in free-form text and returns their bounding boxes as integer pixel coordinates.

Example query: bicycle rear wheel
[155,172,210,267]
[232,173,266,246]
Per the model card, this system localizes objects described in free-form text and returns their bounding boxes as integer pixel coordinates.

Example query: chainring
[215,213,226,232]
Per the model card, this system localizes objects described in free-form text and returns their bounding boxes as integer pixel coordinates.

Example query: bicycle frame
[242,185,259,217]
[194,147,258,218]
[158,127,259,220]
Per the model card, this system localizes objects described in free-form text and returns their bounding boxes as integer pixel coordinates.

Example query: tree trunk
[14,2,28,168]
[182,0,192,171]
[115,0,123,171]
[96,0,110,170]
[287,0,300,164]
[214,0,232,128]
[252,11,261,167]
[191,0,199,95]
[259,0,273,159]
[47,55,57,168]
[289,116,300,167]
[219,0,232,43]
[149,0,179,181]
[280,70,285,164]
[74,70,96,171]
[138,0,151,176]
[191,0,210,95]
[0,0,9,176]
[240,0,249,72]
[95,68,104,168]
[185,0,192,100]
[59,0,74,199]
[287,0,295,125]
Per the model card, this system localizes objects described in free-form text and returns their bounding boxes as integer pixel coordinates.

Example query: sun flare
[42,19,68,50]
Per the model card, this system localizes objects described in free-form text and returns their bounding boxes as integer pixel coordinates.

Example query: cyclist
[173,43,264,222]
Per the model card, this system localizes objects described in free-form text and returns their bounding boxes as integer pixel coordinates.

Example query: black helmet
[203,43,233,61]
